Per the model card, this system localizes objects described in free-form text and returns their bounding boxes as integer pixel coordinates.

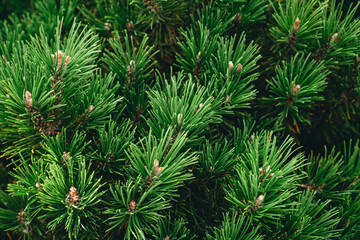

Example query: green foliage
[0,21,120,157]
[206,211,263,240]
[1,0,360,239]
[270,0,326,51]
[146,74,222,143]
[277,190,341,239]
[225,132,304,229]
[264,53,328,127]
[39,159,105,239]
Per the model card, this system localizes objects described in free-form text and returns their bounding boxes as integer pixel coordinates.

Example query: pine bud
[18,210,26,224]
[6,94,10,98]
[52,50,70,72]
[177,113,183,124]
[88,105,94,114]
[164,236,169,240]
[250,134,255,143]
[256,195,264,206]
[67,187,80,204]
[266,165,270,173]
[153,159,159,169]
[294,18,300,33]
[25,90,32,108]
[127,21,134,31]
[129,200,136,213]
[330,32,338,43]
[65,56,71,65]
[154,166,164,176]
[63,152,69,161]
[70,186,77,193]
[233,13,242,24]
[228,61,234,71]
[267,173,274,179]
[104,22,111,31]
[128,60,136,74]
[226,95,231,103]
[259,167,263,177]
[36,182,41,190]
[236,64,243,73]
[2,55,8,64]
[292,83,301,94]
[195,103,203,114]
[196,51,201,62]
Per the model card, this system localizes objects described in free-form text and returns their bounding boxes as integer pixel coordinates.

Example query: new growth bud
[177,113,183,124]
[228,61,234,71]
[51,50,70,73]
[129,200,136,213]
[196,51,201,62]
[88,105,94,114]
[256,195,264,206]
[25,90,32,108]
[292,83,301,94]
[331,32,339,43]
[127,21,134,31]
[152,159,164,177]
[294,18,300,33]
[236,64,243,73]
[104,22,111,31]
[67,186,80,204]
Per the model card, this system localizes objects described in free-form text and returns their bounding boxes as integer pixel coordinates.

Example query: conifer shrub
[0,0,360,239]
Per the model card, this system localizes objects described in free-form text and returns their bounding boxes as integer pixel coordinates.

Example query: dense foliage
[0,0,360,239]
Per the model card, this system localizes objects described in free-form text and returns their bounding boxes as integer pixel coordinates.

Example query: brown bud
[2,55,8,64]
[236,64,243,73]
[65,56,71,65]
[63,152,69,160]
[267,173,274,179]
[36,182,41,190]
[25,90,32,108]
[330,32,338,43]
[153,159,159,169]
[88,105,94,114]
[233,13,242,24]
[6,94,10,98]
[70,186,77,193]
[72,195,80,202]
[129,200,136,213]
[196,51,201,62]
[127,21,134,31]
[256,195,264,206]
[154,166,164,176]
[17,211,26,223]
[250,134,255,143]
[266,165,270,173]
[294,18,300,33]
[292,83,301,94]
[259,167,263,177]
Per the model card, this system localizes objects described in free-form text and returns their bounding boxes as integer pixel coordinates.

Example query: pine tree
[0,0,360,239]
